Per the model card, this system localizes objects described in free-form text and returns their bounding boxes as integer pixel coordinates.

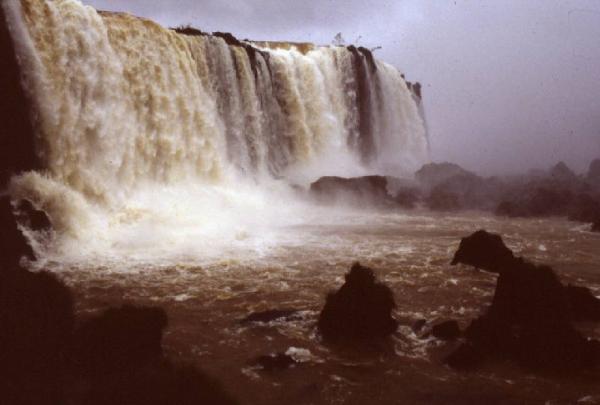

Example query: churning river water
[43,210,600,405]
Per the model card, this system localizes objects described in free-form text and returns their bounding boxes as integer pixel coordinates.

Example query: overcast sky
[82,0,600,175]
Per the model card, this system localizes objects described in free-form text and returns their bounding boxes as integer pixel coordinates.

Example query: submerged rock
[318,262,397,342]
[251,353,296,372]
[240,309,301,325]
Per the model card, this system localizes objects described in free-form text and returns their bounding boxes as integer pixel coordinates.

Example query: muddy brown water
[49,211,600,404]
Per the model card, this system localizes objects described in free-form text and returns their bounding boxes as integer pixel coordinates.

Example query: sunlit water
[42,210,600,405]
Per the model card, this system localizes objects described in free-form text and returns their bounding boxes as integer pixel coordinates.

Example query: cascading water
[1,0,429,266]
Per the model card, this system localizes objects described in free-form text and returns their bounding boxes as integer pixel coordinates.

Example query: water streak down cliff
[1,0,429,262]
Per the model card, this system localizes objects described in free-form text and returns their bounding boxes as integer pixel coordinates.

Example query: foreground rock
[448,230,600,373]
[0,197,237,404]
[593,219,600,232]
[318,263,397,342]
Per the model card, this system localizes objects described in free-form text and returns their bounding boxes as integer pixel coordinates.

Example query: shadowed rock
[431,320,461,341]
[566,285,600,321]
[451,229,514,273]
[586,159,600,189]
[0,196,35,267]
[593,219,600,232]
[73,305,168,377]
[310,176,393,206]
[318,263,397,342]
[85,360,238,405]
[447,230,600,373]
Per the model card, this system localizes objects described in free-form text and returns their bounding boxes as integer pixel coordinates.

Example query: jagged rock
[251,353,296,372]
[451,229,514,273]
[309,176,393,206]
[318,263,397,342]
[73,305,168,377]
[447,230,600,373]
[415,162,474,189]
[431,320,461,341]
[240,309,300,325]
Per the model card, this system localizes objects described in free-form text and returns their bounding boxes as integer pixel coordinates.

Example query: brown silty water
[47,210,600,405]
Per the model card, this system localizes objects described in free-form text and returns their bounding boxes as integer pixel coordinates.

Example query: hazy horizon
[81,0,600,176]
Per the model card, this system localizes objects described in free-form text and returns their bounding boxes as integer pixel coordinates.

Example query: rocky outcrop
[318,263,397,342]
[451,230,515,273]
[593,219,600,232]
[447,230,600,373]
[309,176,394,207]
[415,162,474,189]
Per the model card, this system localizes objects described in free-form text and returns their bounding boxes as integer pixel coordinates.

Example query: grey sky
[81,0,600,175]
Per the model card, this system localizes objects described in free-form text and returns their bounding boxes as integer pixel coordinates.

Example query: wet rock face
[318,262,397,343]
[587,159,600,188]
[450,230,514,273]
[593,219,600,232]
[431,320,461,341]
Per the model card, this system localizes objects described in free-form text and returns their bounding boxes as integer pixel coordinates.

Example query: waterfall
[2,0,429,264]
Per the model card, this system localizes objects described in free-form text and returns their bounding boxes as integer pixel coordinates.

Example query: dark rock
[0,266,74,404]
[390,186,421,209]
[16,198,52,231]
[0,5,41,188]
[586,159,600,188]
[172,25,207,37]
[252,353,296,372]
[447,230,600,373]
[425,188,461,211]
[240,309,300,325]
[318,262,397,342]
[73,305,168,377]
[415,162,474,189]
[450,229,514,273]
[444,343,485,371]
[567,193,600,223]
[309,176,393,206]
[431,320,461,341]
[549,161,578,185]
[593,219,600,233]
[411,319,427,334]
[495,187,573,218]
[85,360,239,405]
[565,285,600,321]
[0,196,36,267]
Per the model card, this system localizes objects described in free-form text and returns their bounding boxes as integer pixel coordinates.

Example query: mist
[80,0,600,176]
